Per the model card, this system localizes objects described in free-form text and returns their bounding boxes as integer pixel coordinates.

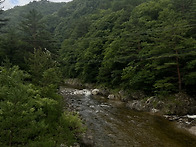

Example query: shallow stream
[60,87,196,147]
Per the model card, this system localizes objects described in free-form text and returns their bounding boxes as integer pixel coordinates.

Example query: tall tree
[20,9,54,52]
[122,0,196,94]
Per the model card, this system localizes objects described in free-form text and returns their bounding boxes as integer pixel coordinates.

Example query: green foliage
[26,48,62,86]
[20,9,55,52]
[0,29,29,68]
[42,68,62,86]
[58,0,196,95]
[0,65,83,146]
[59,112,86,145]
[1,0,196,97]
[0,0,196,145]
[2,0,65,29]
[153,78,176,95]
[120,0,196,94]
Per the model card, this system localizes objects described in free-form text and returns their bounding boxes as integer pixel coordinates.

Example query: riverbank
[63,79,196,137]
[60,86,196,146]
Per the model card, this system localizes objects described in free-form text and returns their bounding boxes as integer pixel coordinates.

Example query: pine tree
[122,0,196,94]
[0,65,83,146]
[20,9,53,52]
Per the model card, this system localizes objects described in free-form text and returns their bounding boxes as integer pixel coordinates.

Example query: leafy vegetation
[0,0,196,145]
[0,63,84,146]
[0,1,84,145]
[1,0,196,93]
[54,0,196,95]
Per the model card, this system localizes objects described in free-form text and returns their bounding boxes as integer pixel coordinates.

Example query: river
[60,87,196,147]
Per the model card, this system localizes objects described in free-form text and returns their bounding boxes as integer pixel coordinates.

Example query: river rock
[126,100,143,111]
[74,90,84,95]
[187,115,196,119]
[165,93,196,115]
[151,108,160,113]
[188,126,196,136]
[108,94,115,100]
[92,89,100,95]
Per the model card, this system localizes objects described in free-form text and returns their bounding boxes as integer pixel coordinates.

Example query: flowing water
[60,87,196,147]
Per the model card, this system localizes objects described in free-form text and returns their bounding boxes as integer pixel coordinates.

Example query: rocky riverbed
[60,86,196,147]
[63,79,196,137]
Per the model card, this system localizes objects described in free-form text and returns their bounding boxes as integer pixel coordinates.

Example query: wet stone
[60,87,196,147]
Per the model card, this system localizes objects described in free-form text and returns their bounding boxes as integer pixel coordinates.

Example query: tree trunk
[175,49,182,92]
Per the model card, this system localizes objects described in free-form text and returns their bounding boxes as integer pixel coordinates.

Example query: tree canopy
[0,0,196,144]
[1,0,196,95]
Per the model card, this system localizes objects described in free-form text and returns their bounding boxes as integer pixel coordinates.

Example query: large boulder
[92,89,100,95]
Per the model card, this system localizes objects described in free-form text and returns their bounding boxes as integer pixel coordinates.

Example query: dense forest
[0,0,196,146]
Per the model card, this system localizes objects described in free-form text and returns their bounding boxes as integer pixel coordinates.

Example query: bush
[0,66,84,146]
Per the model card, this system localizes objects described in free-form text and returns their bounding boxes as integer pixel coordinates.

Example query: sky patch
[10,0,19,5]
[2,0,72,10]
